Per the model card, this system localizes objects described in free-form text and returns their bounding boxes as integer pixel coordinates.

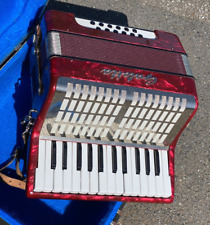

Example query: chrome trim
[182,54,193,76]
[45,32,61,58]
[39,77,196,148]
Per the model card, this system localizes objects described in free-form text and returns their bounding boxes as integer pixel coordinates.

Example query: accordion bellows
[26,10,198,203]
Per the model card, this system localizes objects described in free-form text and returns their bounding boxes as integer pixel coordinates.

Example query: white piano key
[107,146,116,195]
[89,144,99,194]
[71,142,80,193]
[147,149,156,197]
[34,140,46,192]
[155,150,165,197]
[98,145,108,195]
[44,140,54,192]
[130,147,141,196]
[53,141,63,192]
[161,150,172,198]
[80,143,89,194]
[123,147,133,196]
[115,146,124,195]
[139,148,148,196]
[63,142,73,193]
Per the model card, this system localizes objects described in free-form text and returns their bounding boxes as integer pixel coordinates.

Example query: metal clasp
[21,109,38,145]
[32,25,43,95]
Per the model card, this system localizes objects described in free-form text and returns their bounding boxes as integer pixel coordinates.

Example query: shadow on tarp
[0,182,119,225]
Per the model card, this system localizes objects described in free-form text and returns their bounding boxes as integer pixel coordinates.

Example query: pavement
[59,1,209,224]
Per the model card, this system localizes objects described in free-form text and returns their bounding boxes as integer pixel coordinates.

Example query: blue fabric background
[0,0,122,224]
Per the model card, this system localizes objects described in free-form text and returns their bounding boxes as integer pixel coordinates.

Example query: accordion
[26,10,198,203]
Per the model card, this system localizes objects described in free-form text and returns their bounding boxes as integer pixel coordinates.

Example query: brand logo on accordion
[100,69,157,85]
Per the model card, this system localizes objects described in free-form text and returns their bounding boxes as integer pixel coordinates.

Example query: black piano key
[62,142,67,170]
[51,141,56,169]
[154,150,160,176]
[145,149,150,175]
[77,143,82,170]
[88,144,93,172]
[122,146,127,174]
[98,145,103,172]
[135,148,140,174]
[112,146,117,173]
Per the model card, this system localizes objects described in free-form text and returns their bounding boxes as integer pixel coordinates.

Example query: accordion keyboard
[34,139,171,198]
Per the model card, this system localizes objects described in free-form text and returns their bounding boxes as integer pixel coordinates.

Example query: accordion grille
[40,78,191,148]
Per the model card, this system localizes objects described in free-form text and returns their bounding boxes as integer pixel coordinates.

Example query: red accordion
[26,10,198,203]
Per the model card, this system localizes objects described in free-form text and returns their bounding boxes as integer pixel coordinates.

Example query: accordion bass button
[89,144,98,194]
[115,146,124,196]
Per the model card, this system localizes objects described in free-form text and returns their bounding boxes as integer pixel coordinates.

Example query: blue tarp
[0,1,122,224]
